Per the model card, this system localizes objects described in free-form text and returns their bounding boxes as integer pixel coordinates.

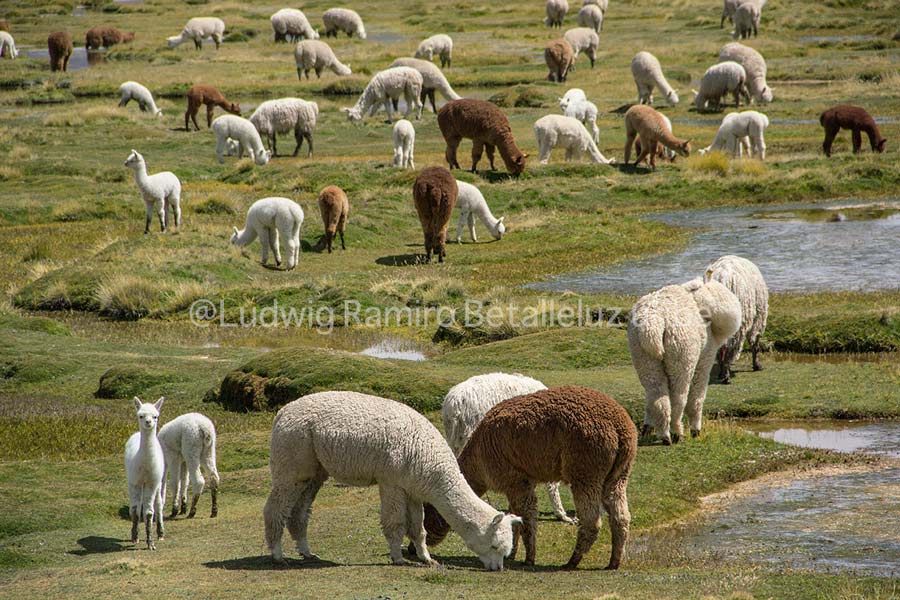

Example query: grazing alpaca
[413,167,458,263]
[317,185,349,253]
[820,104,886,157]
[437,99,528,176]
[231,197,304,269]
[264,391,521,570]
[184,84,241,130]
[124,397,166,550]
[623,105,691,170]
[423,386,637,570]
[47,31,73,72]
[159,412,220,519]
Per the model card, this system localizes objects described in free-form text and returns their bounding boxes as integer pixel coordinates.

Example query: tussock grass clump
[95,364,176,398]
[488,85,553,108]
[686,152,730,175]
[0,166,22,181]
[22,240,51,262]
[733,159,767,176]
[96,275,160,320]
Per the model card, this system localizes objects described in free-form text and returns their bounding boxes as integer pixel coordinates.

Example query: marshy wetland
[0,0,899,598]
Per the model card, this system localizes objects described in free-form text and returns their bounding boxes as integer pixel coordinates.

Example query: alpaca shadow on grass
[609,102,635,115]
[612,162,652,175]
[69,536,129,556]
[203,555,341,571]
[375,253,428,267]
[475,170,519,184]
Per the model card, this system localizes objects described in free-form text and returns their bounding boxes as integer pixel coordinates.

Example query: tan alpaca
[623,105,691,170]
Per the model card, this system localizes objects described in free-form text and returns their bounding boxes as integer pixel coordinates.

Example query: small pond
[745,421,900,458]
[531,200,900,294]
[359,338,428,361]
[26,47,105,71]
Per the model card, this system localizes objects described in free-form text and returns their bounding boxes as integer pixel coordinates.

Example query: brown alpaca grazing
[47,31,73,72]
[85,26,135,50]
[634,137,674,166]
[413,167,458,263]
[820,104,886,157]
[544,39,575,83]
[624,105,691,170]
[317,185,349,253]
[422,386,637,570]
[437,99,528,176]
[184,84,241,131]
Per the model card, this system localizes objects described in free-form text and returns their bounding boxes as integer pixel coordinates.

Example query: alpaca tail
[630,316,665,362]
[604,426,637,499]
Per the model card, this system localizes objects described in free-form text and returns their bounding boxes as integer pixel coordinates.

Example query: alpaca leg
[601,480,631,570]
[215,135,226,164]
[155,488,165,540]
[258,228,270,265]
[546,482,576,524]
[507,484,538,565]
[204,450,220,518]
[383,99,394,123]
[822,124,838,157]
[285,236,299,270]
[270,227,282,267]
[141,486,156,550]
[445,136,461,169]
[470,140,484,173]
[165,457,180,518]
[305,132,314,158]
[564,485,602,569]
[666,360,694,444]
[156,201,166,233]
[186,455,206,519]
[270,133,278,157]
[635,352,671,444]
[206,104,215,129]
[178,461,188,514]
[379,485,411,565]
[751,334,763,371]
[538,137,552,164]
[456,211,466,243]
[852,128,862,153]
[686,346,717,437]
[144,202,152,235]
[405,498,436,565]
[264,483,299,564]
[293,127,303,157]
[286,476,324,559]
[129,484,141,543]
[467,212,477,242]
[485,144,496,170]
[624,131,637,165]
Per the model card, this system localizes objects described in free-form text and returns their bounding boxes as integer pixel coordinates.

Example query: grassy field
[1,0,899,597]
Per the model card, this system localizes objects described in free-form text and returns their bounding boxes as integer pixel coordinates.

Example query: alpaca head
[510,153,528,176]
[666,89,679,106]
[335,62,351,76]
[124,149,144,169]
[492,217,506,240]
[759,85,773,104]
[342,107,363,123]
[132,396,164,434]
[676,139,691,157]
[252,149,271,166]
[230,226,240,245]
[228,103,241,116]
[876,138,887,153]
[166,35,181,48]
[471,512,522,571]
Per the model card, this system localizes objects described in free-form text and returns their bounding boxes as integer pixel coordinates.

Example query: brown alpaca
[184,84,241,131]
[544,39,575,83]
[85,26,135,50]
[47,31,73,72]
[422,386,637,569]
[634,137,674,166]
[317,185,349,253]
[413,167,458,263]
[820,104,886,157]
[624,105,691,170]
[437,99,528,176]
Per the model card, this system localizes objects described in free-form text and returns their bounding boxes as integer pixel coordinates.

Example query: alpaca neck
[137,427,158,456]
[131,162,149,190]
[234,227,257,247]
[657,129,686,151]
[426,450,493,541]
[473,203,500,236]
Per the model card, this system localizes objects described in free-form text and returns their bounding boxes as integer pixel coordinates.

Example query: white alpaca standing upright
[440,373,575,524]
[159,412,220,520]
[453,180,505,243]
[118,81,163,117]
[559,88,600,143]
[124,150,181,234]
[392,119,415,168]
[264,391,521,569]
[231,197,304,269]
[124,396,166,550]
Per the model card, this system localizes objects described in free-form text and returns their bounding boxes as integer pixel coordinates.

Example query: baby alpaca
[212,114,271,165]
[124,150,181,234]
[231,197,304,269]
[437,98,528,176]
[413,167,458,263]
[125,397,166,550]
[392,119,415,169]
[185,84,240,131]
[424,386,637,569]
[545,39,576,83]
[628,280,741,444]
[820,104,886,157]
[635,113,676,164]
[0,31,18,59]
[692,61,748,112]
[623,105,691,170]
[294,40,351,80]
[415,34,453,68]
[559,89,600,143]
[317,185,349,253]
[733,0,761,39]
[453,180,506,243]
[264,391,520,570]
[698,110,768,160]
[534,114,614,164]
[159,412,220,519]
[118,81,163,117]
[322,8,367,39]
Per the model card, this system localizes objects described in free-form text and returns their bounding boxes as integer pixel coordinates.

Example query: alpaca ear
[521,153,529,159]
[232,226,239,236]
[498,216,505,223]
[154,396,165,411]
[133,397,142,411]
[691,89,699,97]
[491,513,505,527]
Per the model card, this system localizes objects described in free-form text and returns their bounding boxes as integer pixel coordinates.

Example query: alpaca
[184,84,241,131]
[167,17,225,50]
[423,386,637,569]
[159,412,220,519]
[623,105,691,170]
[820,104,886,157]
[415,34,453,68]
[545,38,576,83]
[437,99,528,176]
[47,31,73,72]
[249,98,319,157]
[342,67,423,123]
[704,255,768,383]
[389,58,461,114]
[0,31,18,59]
[453,180,506,243]
[534,114,614,164]
[124,150,181,234]
[125,396,166,550]
[317,185,349,253]
[212,115,271,165]
[628,279,742,444]
[85,26,134,50]
[392,118,415,169]
[231,197,304,269]
[631,51,679,106]
[264,391,521,569]
[321,8,366,39]
[118,81,163,117]
[413,167,458,263]
[634,113,676,164]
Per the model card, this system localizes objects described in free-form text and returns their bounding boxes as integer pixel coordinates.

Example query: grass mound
[95,365,177,399]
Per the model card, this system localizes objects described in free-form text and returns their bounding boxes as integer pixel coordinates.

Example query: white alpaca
[733,0,761,39]
[322,8,366,39]
[125,396,166,550]
[534,114,614,164]
[559,89,600,143]
[0,31,19,59]
[544,0,569,27]
[294,40,351,79]
[576,4,603,32]
[264,391,522,569]
[271,8,319,43]
[440,373,575,524]
[698,111,768,159]
[159,413,220,519]
[563,27,599,68]
[719,42,772,104]
[167,17,225,50]
[583,0,609,9]
[249,98,319,158]
[415,34,453,68]
[628,280,741,444]
[453,180,505,243]
[390,57,461,113]
[212,114,270,166]
[392,119,415,169]
[124,150,181,234]
[630,51,679,106]
[704,255,769,382]
[693,61,748,112]
[342,67,423,123]
[118,81,162,117]
[231,197,304,269]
